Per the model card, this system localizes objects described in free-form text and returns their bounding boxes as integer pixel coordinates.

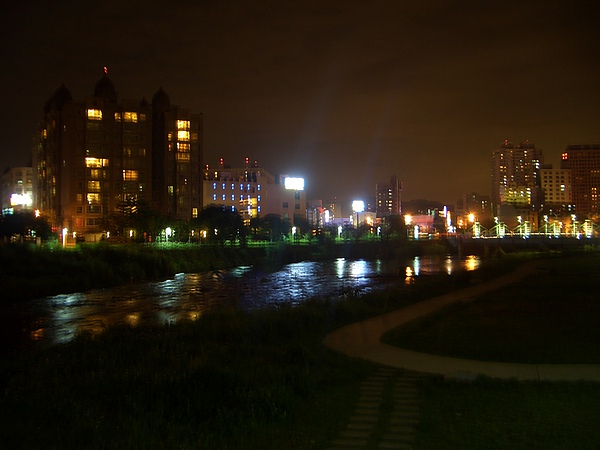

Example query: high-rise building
[491,140,543,212]
[375,175,401,218]
[539,166,573,214]
[33,73,203,235]
[2,167,34,214]
[560,144,600,218]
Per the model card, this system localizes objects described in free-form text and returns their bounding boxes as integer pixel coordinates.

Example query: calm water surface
[3,255,479,349]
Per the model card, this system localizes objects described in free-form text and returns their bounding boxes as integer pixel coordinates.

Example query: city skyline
[2,1,599,206]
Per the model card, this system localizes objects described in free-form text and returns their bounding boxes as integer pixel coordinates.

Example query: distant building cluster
[1,72,599,240]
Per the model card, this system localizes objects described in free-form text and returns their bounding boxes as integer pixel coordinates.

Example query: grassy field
[382,253,600,364]
[1,252,599,449]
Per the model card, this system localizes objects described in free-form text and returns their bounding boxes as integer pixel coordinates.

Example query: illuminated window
[192,207,198,218]
[231,183,235,190]
[90,169,100,179]
[87,181,101,191]
[222,183,226,190]
[240,195,244,201]
[240,184,244,191]
[177,143,190,153]
[177,120,190,130]
[123,170,138,181]
[85,157,108,168]
[231,206,235,212]
[114,112,122,122]
[168,132,173,141]
[123,112,138,123]
[87,193,101,204]
[168,186,174,195]
[213,194,217,201]
[87,109,102,120]
[257,184,261,191]
[176,153,190,162]
[222,194,226,201]
[258,206,261,213]
[231,195,235,201]
[212,182,217,190]
[76,193,83,202]
[257,195,261,202]
[177,130,190,141]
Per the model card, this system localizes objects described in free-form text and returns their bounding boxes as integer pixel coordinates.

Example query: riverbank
[0,239,453,301]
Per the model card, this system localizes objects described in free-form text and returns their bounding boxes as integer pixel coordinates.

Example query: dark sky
[2,1,600,206]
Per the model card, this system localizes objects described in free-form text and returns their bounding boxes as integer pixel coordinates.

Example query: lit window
[192,207,198,218]
[176,153,190,162]
[212,182,217,190]
[177,143,190,152]
[90,169,101,179]
[257,195,261,202]
[240,195,244,201]
[231,194,235,201]
[222,183,226,190]
[231,183,235,190]
[87,193,101,203]
[240,184,244,191]
[213,194,217,201]
[247,184,251,190]
[123,170,138,181]
[257,184,261,191]
[87,181,101,191]
[258,206,261,213]
[222,194,226,201]
[178,130,190,141]
[85,157,108,168]
[231,206,235,212]
[168,186,174,195]
[123,112,138,123]
[87,109,102,120]
[114,112,122,122]
[177,120,190,130]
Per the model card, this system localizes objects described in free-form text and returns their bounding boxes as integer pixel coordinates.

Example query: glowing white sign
[352,200,365,213]
[284,177,304,191]
[10,193,33,207]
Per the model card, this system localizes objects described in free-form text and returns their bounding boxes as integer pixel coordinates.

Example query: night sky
[3,1,599,206]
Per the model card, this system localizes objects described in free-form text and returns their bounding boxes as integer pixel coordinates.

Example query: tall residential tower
[33,73,203,235]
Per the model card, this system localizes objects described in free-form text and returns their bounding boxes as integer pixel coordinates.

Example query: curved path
[323,260,600,382]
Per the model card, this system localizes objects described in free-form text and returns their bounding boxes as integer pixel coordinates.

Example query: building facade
[33,74,203,235]
[2,167,34,214]
[375,175,401,217]
[560,144,600,218]
[202,161,306,225]
[491,140,544,213]
[540,166,573,212]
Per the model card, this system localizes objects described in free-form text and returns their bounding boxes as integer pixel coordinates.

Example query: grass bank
[382,252,600,363]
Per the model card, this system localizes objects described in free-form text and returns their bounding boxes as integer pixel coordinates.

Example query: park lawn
[382,253,600,364]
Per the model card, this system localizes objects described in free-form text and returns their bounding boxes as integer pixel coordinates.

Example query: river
[1,255,479,352]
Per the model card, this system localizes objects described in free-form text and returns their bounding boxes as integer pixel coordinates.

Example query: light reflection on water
[16,255,479,346]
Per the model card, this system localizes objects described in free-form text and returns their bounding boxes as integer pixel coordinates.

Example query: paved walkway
[323,260,600,382]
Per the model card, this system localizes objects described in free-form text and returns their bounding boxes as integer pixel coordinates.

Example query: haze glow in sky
[3,1,599,205]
